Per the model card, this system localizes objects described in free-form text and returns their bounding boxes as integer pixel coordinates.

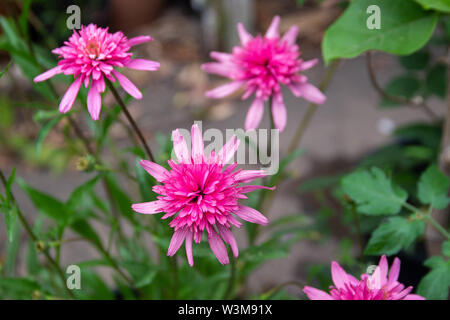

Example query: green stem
[262,280,305,300]
[105,79,155,162]
[223,256,237,299]
[424,215,450,240]
[0,170,76,299]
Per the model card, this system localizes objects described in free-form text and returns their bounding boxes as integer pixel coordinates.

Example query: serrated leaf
[341,167,408,215]
[417,256,450,300]
[323,0,438,64]
[418,165,450,209]
[364,216,425,255]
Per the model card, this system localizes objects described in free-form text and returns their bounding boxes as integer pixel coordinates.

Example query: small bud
[32,290,41,300]
[35,240,46,252]
[76,155,96,172]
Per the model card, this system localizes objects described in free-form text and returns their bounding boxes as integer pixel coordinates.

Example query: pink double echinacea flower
[202,16,326,132]
[303,255,425,300]
[132,124,274,266]
[34,24,159,120]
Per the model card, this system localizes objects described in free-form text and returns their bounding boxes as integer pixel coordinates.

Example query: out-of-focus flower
[303,255,425,300]
[202,16,325,132]
[34,24,159,120]
[132,124,274,266]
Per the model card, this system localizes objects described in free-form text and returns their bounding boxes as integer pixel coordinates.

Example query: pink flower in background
[202,16,325,132]
[303,255,425,300]
[33,24,159,120]
[132,124,273,266]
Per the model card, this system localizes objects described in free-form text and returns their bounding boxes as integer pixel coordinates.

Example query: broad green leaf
[323,0,438,63]
[70,220,101,247]
[399,51,430,70]
[18,179,68,222]
[417,256,450,300]
[414,0,450,13]
[380,75,420,108]
[66,175,102,214]
[341,167,408,215]
[364,216,425,255]
[417,165,450,209]
[425,64,447,98]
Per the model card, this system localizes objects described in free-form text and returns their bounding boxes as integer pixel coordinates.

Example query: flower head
[34,24,159,120]
[132,124,273,266]
[303,255,425,300]
[202,16,325,132]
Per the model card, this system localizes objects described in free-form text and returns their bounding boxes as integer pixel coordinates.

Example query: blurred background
[0,0,445,297]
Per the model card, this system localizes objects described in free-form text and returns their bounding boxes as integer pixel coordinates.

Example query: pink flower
[33,24,159,120]
[303,256,425,300]
[202,16,325,132]
[132,124,273,266]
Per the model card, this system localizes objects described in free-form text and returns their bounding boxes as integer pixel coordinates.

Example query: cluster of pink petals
[202,16,326,132]
[303,255,425,300]
[132,124,274,266]
[33,24,159,120]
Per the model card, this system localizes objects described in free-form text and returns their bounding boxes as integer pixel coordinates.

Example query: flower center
[86,38,100,59]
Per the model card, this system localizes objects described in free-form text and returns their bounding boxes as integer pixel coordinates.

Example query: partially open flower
[132,124,274,266]
[202,16,326,132]
[34,24,159,120]
[303,255,425,300]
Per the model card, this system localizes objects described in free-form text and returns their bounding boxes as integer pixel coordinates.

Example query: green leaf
[341,167,408,215]
[425,64,447,98]
[442,240,450,257]
[399,51,430,70]
[417,256,450,300]
[66,175,102,214]
[18,179,68,223]
[19,0,32,40]
[380,75,420,108]
[323,0,438,63]
[364,216,425,255]
[0,60,12,79]
[417,165,450,209]
[414,0,450,13]
[36,114,64,156]
[135,160,157,201]
[134,270,158,288]
[4,205,18,242]
[70,220,101,247]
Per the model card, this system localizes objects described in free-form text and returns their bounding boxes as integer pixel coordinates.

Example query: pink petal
[139,160,168,182]
[299,59,318,71]
[234,169,267,183]
[87,80,102,120]
[378,255,389,285]
[33,65,62,82]
[205,81,244,99]
[185,230,194,267]
[208,229,229,265]
[167,228,188,256]
[281,25,299,45]
[234,205,269,226]
[201,62,234,78]
[303,286,333,300]
[239,185,276,193]
[210,51,233,62]
[112,70,142,99]
[217,224,238,258]
[172,129,190,163]
[403,294,425,300]
[218,135,240,163]
[265,16,280,39]
[237,22,252,45]
[388,257,401,285]
[271,93,286,132]
[191,124,204,163]
[331,261,350,290]
[289,82,326,105]
[132,201,163,214]
[127,35,153,47]
[126,59,160,71]
[245,98,264,131]
[59,76,83,113]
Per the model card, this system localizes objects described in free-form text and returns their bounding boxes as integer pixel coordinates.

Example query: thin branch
[366,51,439,121]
